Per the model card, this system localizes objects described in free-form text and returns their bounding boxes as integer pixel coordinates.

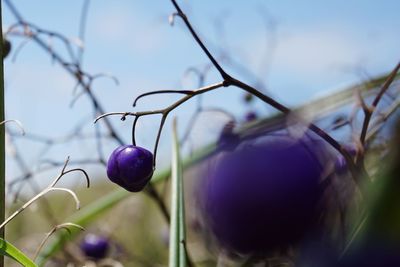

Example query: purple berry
[107,145,154,192]
[201,133,328,254]
[217,121,239,151]
[244,111,257,122]
[80,234,109,260]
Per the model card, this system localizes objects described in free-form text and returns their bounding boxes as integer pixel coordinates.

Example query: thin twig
[170,0,229,79]
[359,61,400,146]
[168,0,361,182]
[33,223,85,261]
[95,82,225,165]
[0,157,89,229]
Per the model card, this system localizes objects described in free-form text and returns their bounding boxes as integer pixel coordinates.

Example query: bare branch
[167,0,362,182]
[359,61,400,146]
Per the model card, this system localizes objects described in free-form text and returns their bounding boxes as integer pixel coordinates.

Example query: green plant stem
[0,1,5,267]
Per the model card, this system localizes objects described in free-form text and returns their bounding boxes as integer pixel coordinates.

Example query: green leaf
[169,119,187,267]
[0,238,37,267]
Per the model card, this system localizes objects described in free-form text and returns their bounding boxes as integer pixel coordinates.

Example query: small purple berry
[107,145,154,192]
[201,133,329,254]
[80,234,109,260]
[217,121,239,151]
[244,111,257,122]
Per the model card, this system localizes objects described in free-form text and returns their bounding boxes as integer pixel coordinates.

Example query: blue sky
[3,0,400,190]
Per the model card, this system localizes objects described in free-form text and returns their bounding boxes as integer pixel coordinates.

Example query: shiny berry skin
[201,132,328,254]
[107,145,154,192]
[80,234,109,260]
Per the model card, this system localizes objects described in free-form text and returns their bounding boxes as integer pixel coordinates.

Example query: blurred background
[4,0,400,184]
[2,0,400,266]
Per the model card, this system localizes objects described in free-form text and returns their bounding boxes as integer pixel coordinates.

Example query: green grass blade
[178,148,186,267]
[0,2,6,266]
[0,238,37,267]
[169,118,185,267]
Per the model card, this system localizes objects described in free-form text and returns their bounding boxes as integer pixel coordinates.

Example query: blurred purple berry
[217,121,239,151]
[244,111,257,122]
[107,145,154,192]
[201,133,329,254]
[80,234,109,260]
